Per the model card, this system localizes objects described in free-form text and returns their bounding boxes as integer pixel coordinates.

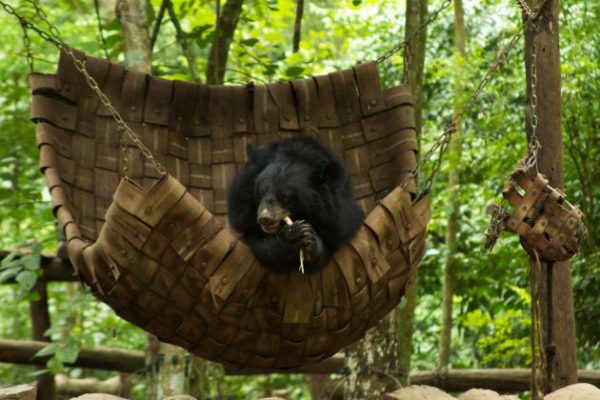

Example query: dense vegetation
[0,0,598,398]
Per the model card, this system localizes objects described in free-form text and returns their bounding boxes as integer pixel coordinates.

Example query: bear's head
[249,137,347,234]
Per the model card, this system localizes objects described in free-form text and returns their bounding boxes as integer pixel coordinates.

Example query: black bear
[227,136,364,273]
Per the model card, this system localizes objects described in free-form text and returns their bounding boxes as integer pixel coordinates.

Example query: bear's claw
[279,220,316,251]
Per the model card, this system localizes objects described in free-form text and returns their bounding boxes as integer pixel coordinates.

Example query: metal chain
[120,130,130,177]
[401,22,527,191]
[23,0,165,176]
[523,33,541,172]
[376,0,453,64]
[19,17,34,72]
[0,1,58,46]
[0,0,166,176]
[400,0,551,193]
[514,0,535,19]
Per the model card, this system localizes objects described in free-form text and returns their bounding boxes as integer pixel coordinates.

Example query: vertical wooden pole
[29,280,55,400]
[396,0,428,386]
[438,0,466,372]
[523,0,577,394]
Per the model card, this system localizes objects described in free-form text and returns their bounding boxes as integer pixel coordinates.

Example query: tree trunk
[206,0,245,84]
[116,4,189,397]
[29,280,55,400]
[396,0,428,386]
[116,0,152,72]
[146,334,160,400]
[344,316,400,399]
[438,0,466,371]
[55,375,122,397]
[157,344,187,397]
[523,0,577,395]
[145,336,188,399]
[188,357,226,398]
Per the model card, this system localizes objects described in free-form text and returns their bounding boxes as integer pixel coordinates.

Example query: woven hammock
[30,50,430,369]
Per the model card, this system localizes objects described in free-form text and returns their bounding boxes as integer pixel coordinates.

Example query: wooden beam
[226,363,600,394]
[523,0,577,394]
[413,369,599,393]
[224,356,346,375]
[0,339,145,373]
[55,374,122,397]
[2,342,600,394]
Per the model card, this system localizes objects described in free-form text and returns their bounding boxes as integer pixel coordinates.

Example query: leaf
[0,266,21,282]
[240,38,259,47]
[46,357,62,374]
[263,64,278,76]
[0,252,18,267]
[34,344,56,358]
[29,369,50,378]
[61,341,80,363]
[285,66,305,77]
[21,254,40,271]
[16,270,38,291]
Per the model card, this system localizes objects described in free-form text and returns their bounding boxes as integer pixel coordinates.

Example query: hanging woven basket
[492,168,585,262]
[30,50,430,369]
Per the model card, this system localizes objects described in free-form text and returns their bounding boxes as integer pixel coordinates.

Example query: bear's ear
[314,160,344,185]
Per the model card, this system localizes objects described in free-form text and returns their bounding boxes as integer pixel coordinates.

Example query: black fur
[227,136,364,273]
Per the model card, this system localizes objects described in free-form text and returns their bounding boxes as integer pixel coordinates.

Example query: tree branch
[292,0,304,52]
[206,0,244,84]
[165,0,202,83]
[150,0,168,51]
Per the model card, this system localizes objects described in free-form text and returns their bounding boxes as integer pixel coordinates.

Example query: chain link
[402,24,527,191]
[524,32,541,172]
[0,0,166,176]
[120,128,130,177]
[376,0,453,64]
[514,0,535,19]
[18,17,34,73]
[400,0,551,193]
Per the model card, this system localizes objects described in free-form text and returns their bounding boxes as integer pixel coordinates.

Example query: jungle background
[0,0,598,399]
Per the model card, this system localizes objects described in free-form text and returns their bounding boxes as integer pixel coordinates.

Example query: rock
[0,383,37,400]
[544,383,600,400]
[458,389,520,400]
[70,395,128,400]
[387,385,457,399]
[164,396,197,400]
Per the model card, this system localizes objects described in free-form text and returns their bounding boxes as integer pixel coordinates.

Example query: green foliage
[560,0,600,365]
[0,242,41,300]
[462,307,531,367]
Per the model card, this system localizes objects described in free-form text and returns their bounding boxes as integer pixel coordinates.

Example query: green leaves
[0,242,41,300]
[284,65,304,77]
[240,37,259,46]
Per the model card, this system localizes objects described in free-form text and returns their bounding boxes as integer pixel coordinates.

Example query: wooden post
[523,0,577,394]
[29,280,56,400]
[396,0,428,386]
